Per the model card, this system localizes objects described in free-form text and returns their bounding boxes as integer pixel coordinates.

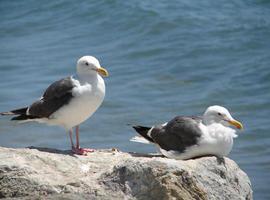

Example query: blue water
[0,0,269,198]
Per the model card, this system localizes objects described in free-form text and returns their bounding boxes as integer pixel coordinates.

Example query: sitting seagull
[131,105,243,160]
[0,56,109,155]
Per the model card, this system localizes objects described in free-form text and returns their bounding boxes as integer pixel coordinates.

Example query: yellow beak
[228,119,243,130]
[96,67,109,77]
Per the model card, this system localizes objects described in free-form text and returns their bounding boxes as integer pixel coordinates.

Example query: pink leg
[75,126,80,149]
[69,129,75,148]
[70,129,85,155]
[69,129,80,154]
[71,126,94,155]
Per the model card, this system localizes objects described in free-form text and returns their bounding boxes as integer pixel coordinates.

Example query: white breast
[49,76,105,130]
[189,123,236,157]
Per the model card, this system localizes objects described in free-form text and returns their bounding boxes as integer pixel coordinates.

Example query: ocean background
[0,0,269,199]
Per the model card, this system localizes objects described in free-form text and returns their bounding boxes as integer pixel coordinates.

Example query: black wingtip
[132,125,148,131]
[127,123,149,130]
[11,107,28,115]
[132,125,154,143]
[1,107,28,116]
[11,114,37,121]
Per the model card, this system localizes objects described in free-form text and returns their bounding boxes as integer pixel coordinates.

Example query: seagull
[0,56,109,155]
[131,105,243,160]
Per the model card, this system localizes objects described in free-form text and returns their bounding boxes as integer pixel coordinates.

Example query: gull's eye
[85,62,89,66]
[218,112,222,116]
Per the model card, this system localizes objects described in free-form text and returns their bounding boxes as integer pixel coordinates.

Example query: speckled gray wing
[27,77,75,118]
[150,116,203,153]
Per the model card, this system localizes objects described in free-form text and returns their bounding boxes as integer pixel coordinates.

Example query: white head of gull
[203,105,243,129]
[76,56,108,81]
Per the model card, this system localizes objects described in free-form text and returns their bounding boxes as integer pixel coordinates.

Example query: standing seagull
[0,56,109,155]
[131,105,243,160]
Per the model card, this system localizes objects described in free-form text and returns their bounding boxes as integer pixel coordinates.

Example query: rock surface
[0,146,252,200]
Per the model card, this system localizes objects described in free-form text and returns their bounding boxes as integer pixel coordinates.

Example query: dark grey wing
[27,77,75,118]
[150,116,202,153]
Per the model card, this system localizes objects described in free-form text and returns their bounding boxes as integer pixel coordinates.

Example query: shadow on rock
[27,146,75,156]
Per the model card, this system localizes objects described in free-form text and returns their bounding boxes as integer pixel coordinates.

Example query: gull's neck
[77,72,99,85]
[202,116,236,137]
[202,116,215,126]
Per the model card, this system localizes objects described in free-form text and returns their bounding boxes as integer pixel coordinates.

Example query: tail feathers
[130,136,151,144]
[1,107,28,115]
[132,125,154,143]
